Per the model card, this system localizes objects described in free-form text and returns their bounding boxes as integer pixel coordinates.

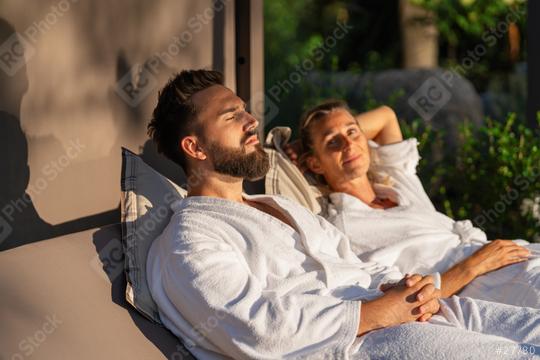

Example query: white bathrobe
[147,194,540,359]
[328,138,540,308]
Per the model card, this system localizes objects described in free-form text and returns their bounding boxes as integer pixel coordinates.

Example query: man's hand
[359,274,441,336]
[380,274,440,322]
[464,240,530,277]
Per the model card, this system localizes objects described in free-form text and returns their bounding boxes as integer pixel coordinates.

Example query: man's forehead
[191,85,241,116]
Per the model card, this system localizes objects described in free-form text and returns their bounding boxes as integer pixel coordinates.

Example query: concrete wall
[0,0,263,250]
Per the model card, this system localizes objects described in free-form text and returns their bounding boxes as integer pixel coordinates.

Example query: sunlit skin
[180,84,260,201]
[301,105,531,301]
[300,108,440,328]
[178,84,296,230]
[190,84,260,154]
[168,81,441,336]
[306,108,379,206]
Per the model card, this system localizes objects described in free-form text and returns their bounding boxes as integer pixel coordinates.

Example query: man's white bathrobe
[147,194,540,359]
[328,138,540,308]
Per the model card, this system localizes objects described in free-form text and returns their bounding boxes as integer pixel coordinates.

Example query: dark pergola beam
[527,0,539,128]
[212,0,225,74]
[235,0,251,104]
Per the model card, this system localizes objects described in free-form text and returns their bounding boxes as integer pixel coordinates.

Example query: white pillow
[120,147,187,323]
[264,127,328,216]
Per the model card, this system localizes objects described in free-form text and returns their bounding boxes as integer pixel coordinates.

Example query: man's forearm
[357,301,385,336]
[357,276,442,336]
[440,262,478,298]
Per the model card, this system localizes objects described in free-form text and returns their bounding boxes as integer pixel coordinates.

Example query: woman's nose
[342,135,353,150]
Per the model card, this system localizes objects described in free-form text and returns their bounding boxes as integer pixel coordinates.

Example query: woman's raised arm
[355,105,403,145]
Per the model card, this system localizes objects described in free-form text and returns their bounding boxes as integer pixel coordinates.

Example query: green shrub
[403,113,540,242]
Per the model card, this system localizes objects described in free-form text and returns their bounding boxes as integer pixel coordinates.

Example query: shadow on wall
[0,18,172,252]
[92,226,196,360]
[0,18,118,251]
[0,1,234,251]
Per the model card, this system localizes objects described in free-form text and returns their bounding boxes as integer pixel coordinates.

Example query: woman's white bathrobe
[147,194,540,359]
[328,138,540,308]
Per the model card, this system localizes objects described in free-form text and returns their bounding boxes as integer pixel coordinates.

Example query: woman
[287,99,540,307]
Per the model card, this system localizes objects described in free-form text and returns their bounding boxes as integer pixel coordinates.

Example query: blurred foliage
[264,0,537,240]
[264,0,401,88]
[290,79,406,138]
[404,113,540,241]
[410,0,528,92]
[265,0,528,88]
[291,78,539,240]
[264,0,402,130]
[411,0,527,47]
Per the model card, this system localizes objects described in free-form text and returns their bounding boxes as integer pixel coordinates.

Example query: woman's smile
[342,154,361,166]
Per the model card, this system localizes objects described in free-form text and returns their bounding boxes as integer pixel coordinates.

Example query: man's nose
[243,112,259,132]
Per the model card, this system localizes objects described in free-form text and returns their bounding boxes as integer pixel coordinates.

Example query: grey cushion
[120,148,186,324]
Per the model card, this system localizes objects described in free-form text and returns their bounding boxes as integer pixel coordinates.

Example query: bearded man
[146,70,540,360]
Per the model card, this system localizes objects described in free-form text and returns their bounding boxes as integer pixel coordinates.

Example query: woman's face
[306,109,370,186]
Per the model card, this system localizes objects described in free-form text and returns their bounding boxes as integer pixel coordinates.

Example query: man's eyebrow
[217,102,246,116]
[321,121,358,140]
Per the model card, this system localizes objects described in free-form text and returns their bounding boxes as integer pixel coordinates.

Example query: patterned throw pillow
[120,147,187,323]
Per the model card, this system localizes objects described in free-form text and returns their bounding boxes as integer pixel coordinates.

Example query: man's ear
[180,136,207,161]
[306,155,324,175]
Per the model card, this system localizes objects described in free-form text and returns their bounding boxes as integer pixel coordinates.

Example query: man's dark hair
[147,69,224,171]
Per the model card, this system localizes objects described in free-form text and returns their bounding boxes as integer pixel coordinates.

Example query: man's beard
[206,136,270,180]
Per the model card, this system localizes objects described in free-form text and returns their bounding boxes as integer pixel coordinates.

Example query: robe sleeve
[368,138,421,175]
[369,138,435,209]
[159,231,360,359]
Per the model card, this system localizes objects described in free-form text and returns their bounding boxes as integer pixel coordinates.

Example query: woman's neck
[331,175,377,205]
